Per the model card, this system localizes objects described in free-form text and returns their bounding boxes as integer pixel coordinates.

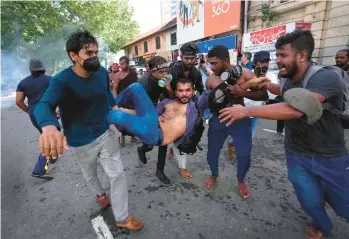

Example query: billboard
[177,0,241,45]
[243,22,312,70]
[196,35,237,54]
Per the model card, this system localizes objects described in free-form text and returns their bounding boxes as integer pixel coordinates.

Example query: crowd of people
[15,29,349,238]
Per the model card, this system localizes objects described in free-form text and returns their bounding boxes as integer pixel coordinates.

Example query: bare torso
[206,75,245,105]
[158,101,187,145]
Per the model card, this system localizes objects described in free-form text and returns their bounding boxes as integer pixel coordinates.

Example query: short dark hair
[337,49,349,57]
[119,56,130,63]
[148,56,167,70]
[208,45,230,60]
[31,70,45,77]
[173,78,194,91]
[243,52,252,60]
[66,30,98,62]
[275,30,314,61]
[180,43,198,56]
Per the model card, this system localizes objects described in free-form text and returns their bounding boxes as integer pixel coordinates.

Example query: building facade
[247,0,349,65]
[123,18,177,65]
[161,0,177,25]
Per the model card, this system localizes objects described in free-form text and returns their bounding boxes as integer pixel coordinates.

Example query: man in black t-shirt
[219,30,349,239]
[16,58,56,180]
[137,56,175,184]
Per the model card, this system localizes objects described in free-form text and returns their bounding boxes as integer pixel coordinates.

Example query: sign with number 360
[211,0,231,17]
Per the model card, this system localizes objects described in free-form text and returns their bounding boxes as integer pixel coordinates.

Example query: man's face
[275,44,299,78]
[176,82,194,104]
[145,64,150,72]
[241,55,247,64]
[181,55,196,69]
[69,43,98,68]
[152,68,169,80]
[207,56,228,76]
[335,51,349,68]
[254,60,270,76]
[120,60,129,71]
[139,69,143,75]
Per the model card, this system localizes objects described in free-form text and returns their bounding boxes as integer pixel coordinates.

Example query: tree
[1,0,139,92]
[1,0,139,52]
[261,4,282,28]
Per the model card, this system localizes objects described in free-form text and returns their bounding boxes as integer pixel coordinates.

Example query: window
[156,36,161,49]
[170,33,177,45]
[135,45,138,56]
[144,41,148,53]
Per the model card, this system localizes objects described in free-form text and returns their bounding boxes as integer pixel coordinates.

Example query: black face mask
[82,56,100,72]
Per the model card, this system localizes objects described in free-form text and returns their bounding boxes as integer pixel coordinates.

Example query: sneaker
[155,170,170,185]
[31,172,54,180]
[137,146,147,164]
[116,216,144,231]
[96,194,110,208]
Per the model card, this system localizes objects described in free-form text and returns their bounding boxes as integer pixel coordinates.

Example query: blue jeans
[29,113,49,175]
[203,108,210,120]
[230,117,258,145]
[107,83,162,145]
[286,151,349,233]
[207,114,252,181]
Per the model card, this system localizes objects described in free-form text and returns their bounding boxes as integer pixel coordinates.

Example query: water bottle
[158,74,173,88]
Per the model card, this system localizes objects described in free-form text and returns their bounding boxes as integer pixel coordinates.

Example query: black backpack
[176,100,205,155]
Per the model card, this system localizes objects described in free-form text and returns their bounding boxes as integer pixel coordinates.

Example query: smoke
[1,25,112,99]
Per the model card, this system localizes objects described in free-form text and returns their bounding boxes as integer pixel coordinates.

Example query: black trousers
[139,144,167,171]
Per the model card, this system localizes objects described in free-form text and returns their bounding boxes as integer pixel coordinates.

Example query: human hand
[226,84,244,96]
[112,105,119,110]
[253,79,271,90]
[40,125,68,159]
[219,105,248,126]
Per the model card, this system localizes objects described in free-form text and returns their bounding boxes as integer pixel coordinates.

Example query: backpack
[280,65,349,128]
[176,99,205,155]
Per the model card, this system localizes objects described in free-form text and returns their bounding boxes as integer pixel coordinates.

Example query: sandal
[96,194,110,208]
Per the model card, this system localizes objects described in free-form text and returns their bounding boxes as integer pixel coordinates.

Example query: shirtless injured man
[108,79,204,154]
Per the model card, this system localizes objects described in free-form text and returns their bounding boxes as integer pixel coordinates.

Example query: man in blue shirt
[16,58,56,180]
[34,30,143,231]
[241,52,253,70]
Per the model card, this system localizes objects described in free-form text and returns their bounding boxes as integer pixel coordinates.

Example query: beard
[278,60,298,78]
[178,96,190,104]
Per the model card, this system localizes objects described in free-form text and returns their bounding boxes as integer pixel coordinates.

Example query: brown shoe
[116,216,144,231]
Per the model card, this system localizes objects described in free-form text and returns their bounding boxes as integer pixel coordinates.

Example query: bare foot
[238,181,250,198]
[204,176,217,189]
[179,168,192,178]
[305,226,323,239]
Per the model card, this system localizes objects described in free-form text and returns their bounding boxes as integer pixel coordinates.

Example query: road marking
[262,129,285,135]
[91,215,114,239]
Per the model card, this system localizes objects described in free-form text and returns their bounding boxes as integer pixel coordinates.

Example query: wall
[126,32,167,57]
[165,26,178,51]
[247,0,349,64]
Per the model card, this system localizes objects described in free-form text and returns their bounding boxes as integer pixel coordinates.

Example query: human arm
[106,74,116,107]
[226,84,269,101]
[34,77,67,159]
[15,84,28,113]
[112,74,120,98]
[218,71,337,126]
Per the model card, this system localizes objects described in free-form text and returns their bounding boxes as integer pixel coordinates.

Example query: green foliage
[0,0,139,92]
[1,0,139,52]
[261,4,282,27]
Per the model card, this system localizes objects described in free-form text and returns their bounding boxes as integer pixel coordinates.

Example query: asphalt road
[1,101,348,239]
